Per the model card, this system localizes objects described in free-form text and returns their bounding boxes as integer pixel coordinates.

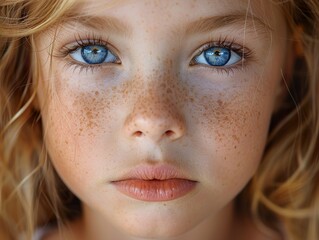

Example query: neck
[76,202,235,240]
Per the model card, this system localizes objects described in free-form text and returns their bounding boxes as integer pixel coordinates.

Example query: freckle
[95,91,99,96]
[223,116,230,122]
[232,135,239,143]
[257,111,261,119]
[160,83,166,88]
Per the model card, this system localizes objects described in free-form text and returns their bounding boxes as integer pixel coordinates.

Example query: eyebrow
[185,13,273,35]
[61,12,271,37]
[61,15,131,36]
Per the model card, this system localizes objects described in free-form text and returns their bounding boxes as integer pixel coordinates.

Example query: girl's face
[36,0,288,238]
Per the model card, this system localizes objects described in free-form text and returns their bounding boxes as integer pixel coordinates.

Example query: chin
[114,208,202,239]
[123,223,193,239]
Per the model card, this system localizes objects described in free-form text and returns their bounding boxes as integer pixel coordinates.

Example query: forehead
[63,0,285,34]
[72,0,276,13]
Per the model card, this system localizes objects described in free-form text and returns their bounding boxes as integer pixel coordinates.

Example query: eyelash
[58,34,119,73]
[58,35,252,74]
[190,37,253,74]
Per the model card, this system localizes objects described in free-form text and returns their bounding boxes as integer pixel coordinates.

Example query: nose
[124,91,185,142]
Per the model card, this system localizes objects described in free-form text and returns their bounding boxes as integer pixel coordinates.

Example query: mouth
[111,165,197,202]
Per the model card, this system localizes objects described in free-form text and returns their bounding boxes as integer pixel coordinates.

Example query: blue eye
[194,46,241,67]
[70,45,118,65]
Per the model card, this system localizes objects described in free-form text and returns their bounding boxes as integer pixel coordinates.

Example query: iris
[204,47,231,66]
[81,45,108,64]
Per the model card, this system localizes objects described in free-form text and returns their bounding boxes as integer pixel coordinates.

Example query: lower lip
[112,179,197,202]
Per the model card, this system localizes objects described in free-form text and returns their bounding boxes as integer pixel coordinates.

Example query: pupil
[204,47,230,66]
[92,48,99,54]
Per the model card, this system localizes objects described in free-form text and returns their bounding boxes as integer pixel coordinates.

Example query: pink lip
[111,165,197,202]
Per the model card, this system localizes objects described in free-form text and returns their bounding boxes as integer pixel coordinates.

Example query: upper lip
[111,164,195,182]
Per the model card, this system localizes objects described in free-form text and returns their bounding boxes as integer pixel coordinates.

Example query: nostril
[132,130,176,138]
[165,130,175,137]
[133,131,143,137]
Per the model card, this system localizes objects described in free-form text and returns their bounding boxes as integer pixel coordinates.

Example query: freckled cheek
[40,92,117,189]
[48,81,120,135]
[192,87,274,186]
[39,80,116,157]
[198,97,268,147]
[71,92,114,137]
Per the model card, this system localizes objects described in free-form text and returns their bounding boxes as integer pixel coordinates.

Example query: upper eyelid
[190,40,245,60]
[63,37,109,51]
[59,36,121,58]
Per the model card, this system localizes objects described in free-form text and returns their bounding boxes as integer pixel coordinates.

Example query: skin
[35,0,290,239]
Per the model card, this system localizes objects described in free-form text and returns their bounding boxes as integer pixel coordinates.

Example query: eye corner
[189,57,199,67]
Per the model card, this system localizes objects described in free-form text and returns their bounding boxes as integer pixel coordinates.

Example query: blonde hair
[243,1,319,240]
[0,0,318,239]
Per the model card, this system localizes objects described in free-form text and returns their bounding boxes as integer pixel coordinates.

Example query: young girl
[1,0,318,239]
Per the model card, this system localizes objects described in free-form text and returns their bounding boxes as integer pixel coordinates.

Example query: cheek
[38,70,145,190]
[190,74,277,198]
[38,73,118,185]
[71,91,112,136]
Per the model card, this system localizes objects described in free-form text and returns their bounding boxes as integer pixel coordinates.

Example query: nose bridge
[124,77,185,142]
